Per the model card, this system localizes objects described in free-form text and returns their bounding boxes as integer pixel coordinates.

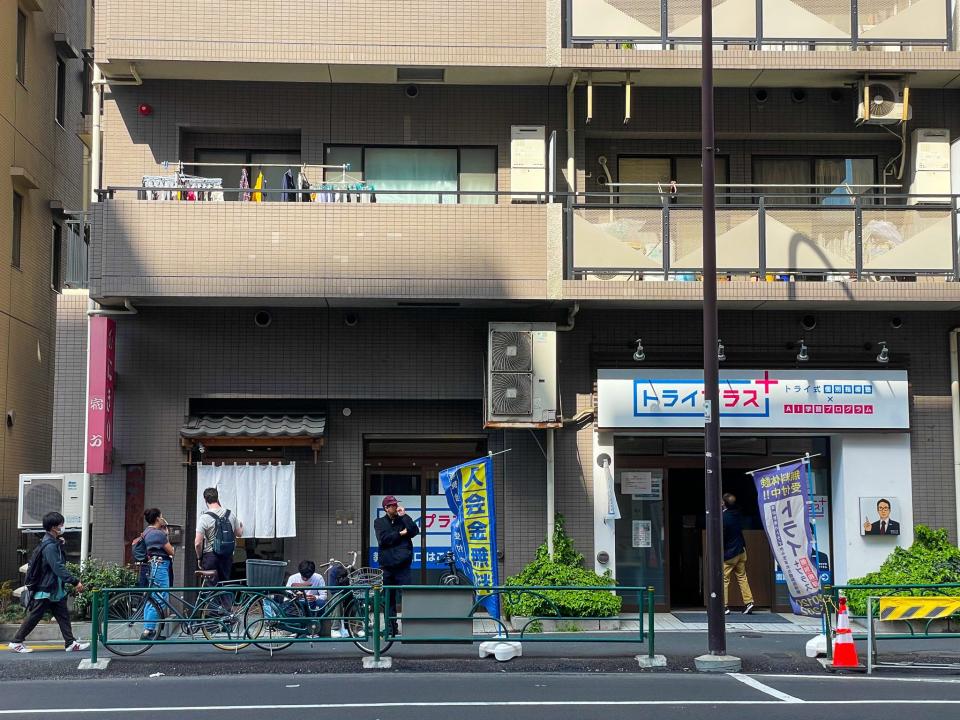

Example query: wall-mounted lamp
[876,341,890,364]
[137,103,153,117]
[717,339,726,362]
[633,339,646,362]
[796,339,809,362]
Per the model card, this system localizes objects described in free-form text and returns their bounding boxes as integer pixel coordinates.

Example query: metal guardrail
[566,0,953,50]
[569,193,960,280]
[824,583,960,662]
[88,584,656,665]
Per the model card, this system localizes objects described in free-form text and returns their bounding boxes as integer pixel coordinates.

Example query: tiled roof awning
[180,415,325,456]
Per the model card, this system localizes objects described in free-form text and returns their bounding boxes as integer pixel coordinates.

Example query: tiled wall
[94,0,552,68]
[75,306,958,585]
[1,0,88,580]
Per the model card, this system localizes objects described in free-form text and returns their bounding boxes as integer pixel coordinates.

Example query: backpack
[207,510,235,557]
[132,534,148,563]
[21,537,53,607]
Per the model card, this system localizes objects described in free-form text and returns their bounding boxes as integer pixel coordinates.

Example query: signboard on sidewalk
[597,369,909,430]
[85,317,116,474]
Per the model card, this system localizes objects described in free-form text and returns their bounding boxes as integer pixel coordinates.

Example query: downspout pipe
[566,73,579,194]
[950,328,960,542]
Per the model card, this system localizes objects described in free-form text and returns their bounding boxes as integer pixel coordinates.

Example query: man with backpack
[8,512,89,653]
[194,487,243,583]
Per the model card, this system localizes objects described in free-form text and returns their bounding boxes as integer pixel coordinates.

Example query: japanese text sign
[86,317,116,474]
[440,456,500,619]
[597,369,909,430]
[753,461,822,616]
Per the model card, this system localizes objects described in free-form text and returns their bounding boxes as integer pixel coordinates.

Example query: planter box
[509,617,620,632]
[0,622,92,643]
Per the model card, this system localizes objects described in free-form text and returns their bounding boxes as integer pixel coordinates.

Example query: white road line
[728,673,804,703]
[751,673,960,685]
[3,700,960,714]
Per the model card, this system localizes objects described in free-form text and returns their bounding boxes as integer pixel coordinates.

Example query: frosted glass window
[365,148,458,204]
[459,148,497,205]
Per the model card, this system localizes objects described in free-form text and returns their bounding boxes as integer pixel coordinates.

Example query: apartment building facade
[1,0,90,580]
[56,1,960,609]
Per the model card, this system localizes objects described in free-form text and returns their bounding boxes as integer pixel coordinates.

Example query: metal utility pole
[700,0,726,660]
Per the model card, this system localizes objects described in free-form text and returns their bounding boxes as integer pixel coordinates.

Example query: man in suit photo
[863,498,900,535]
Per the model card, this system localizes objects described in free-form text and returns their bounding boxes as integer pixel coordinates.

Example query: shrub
[845,525,960,615]
[504,515,621,619]
[66,558,138,620]
[0,581,25,624]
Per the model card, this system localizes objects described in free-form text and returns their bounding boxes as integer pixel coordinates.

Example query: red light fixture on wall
[137,103,153,117]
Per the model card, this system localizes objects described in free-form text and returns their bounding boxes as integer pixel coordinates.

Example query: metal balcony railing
[567,0,952,49]
[96,187,551,205]
[568,192,959,280]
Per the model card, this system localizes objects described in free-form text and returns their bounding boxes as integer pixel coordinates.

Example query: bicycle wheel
[345,596,394,655]
[249,594,301,652]
[199,590,252,651]
[440,572,461,586]
[103,593,160,657]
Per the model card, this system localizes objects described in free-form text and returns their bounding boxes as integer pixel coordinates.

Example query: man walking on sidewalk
[374,495,419,634]
[722,492,755,615]
[9,512,89,653]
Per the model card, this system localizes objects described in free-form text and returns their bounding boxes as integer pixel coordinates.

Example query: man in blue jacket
[374,495,419,634]
[9,511,89,653]
[722,493,755,615]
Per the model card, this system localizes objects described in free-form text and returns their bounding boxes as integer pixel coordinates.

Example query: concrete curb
[0,623,92,643]
[636,654,668,668]
[694,654,743,672]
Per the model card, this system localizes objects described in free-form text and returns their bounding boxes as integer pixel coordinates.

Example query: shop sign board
[86,317,116,474]
[597,369,909,430]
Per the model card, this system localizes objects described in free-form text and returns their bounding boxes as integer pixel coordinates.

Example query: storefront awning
[180,414,325,458]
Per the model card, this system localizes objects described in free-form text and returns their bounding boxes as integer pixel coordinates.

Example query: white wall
[831,433,914,583]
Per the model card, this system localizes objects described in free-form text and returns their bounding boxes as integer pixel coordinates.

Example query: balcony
[89,191,560,303]
[567,0,952,49]
[94,0,554,79]
[565,195,960,304]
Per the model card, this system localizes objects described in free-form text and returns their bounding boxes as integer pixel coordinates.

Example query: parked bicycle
[438,551,468,585]
[246,552,393,655]
[102,566,265,656]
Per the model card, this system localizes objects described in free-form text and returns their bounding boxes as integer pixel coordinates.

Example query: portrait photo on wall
[859,497,901,536]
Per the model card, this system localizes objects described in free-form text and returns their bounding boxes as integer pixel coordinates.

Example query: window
[324,145,497,204]
[192,148,302,202]
[12,193,23,269]
[753,156,877,205]
[16,10,27,84]
[51,222,62,291]
[617,155,729,205]
[55,56,66,126]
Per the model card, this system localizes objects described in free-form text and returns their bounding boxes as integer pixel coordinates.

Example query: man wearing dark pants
[194,487,243,583]
[374,495,419,635]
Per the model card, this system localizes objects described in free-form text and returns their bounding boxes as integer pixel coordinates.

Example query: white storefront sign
[597,369,909,430]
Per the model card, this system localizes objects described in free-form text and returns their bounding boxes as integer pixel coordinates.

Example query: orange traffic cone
[829,597,863,670]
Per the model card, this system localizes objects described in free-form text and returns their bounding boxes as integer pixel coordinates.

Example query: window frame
[750,154,880,205]
[16,10,27,86]
[12,192,23,269]
[55,55,66,127]
[192,146,302,202]
[323,144,499,203]
[615,153,731,205]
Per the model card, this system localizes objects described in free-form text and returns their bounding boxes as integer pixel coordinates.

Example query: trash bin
[246,559,288,587]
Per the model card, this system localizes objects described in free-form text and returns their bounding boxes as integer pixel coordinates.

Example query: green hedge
[66,558,138,620]
[844,525,960,616]
[503,515,621,619]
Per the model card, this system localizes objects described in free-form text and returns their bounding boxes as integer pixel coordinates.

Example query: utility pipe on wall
[566,73,579,193]
[546,429,556,558]
[90,64,102,204]
[950,328,960,543]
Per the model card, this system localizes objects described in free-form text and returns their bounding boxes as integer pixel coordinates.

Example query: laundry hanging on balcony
[140,174,224,201]
[196,462,296,539]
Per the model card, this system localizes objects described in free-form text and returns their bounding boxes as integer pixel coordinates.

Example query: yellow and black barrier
[879,596,960,621]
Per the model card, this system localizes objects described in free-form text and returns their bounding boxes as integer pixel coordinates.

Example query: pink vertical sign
[86,316,116,474]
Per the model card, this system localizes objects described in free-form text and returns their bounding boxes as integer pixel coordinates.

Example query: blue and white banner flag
[440,456,500,620]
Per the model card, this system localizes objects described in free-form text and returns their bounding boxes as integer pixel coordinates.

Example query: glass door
[614,468,668,610]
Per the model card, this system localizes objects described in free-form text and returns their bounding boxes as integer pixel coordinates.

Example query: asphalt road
[2,672,960,719]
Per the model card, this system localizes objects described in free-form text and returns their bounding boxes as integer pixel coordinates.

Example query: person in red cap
[374,495,419,634]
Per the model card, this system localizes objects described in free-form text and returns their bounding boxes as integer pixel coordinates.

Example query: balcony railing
[568,193,959,280]
[567,0,952,49]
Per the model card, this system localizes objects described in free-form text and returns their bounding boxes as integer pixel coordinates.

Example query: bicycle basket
[348,567,383,598]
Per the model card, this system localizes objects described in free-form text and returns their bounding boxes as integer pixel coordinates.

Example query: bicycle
[102,565,265,656]
[438,551,468,585]
[245,551,393,655]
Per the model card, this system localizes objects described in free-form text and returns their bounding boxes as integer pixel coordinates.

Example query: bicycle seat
[194,569,218,583]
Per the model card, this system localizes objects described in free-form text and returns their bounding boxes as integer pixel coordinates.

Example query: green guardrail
[824,583,960,661]
[89,583,657,665]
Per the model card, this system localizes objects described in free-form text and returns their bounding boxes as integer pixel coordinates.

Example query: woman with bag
[138,508,175,641]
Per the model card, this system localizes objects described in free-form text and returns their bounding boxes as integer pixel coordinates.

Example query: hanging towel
[255,465,278,537]
[281,169,296,202]
[239,168,251,201]
[275,462,297,538]
[252,171,264,202]
[297,171,311,202]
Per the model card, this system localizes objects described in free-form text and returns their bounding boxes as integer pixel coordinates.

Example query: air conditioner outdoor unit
[18,474,84,530]
[857,80,911,124]
[908,128,951,205]
[486,322,559,428]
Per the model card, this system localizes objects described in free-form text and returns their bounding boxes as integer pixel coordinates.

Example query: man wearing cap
[374,495,419,634]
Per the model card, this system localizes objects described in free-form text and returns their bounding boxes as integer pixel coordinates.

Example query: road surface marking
[728,673,803,703]
[752,673,960,685]
[0,645,64,652]
[3,700,960,714]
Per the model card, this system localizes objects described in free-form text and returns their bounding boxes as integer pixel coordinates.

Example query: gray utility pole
[700,0,727,662]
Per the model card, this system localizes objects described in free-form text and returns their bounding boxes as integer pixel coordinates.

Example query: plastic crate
[246,559,288,588]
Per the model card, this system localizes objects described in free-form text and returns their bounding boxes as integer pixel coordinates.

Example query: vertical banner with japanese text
[440,456,500,620]
[752,460,822,616]
[86,317,116,475]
